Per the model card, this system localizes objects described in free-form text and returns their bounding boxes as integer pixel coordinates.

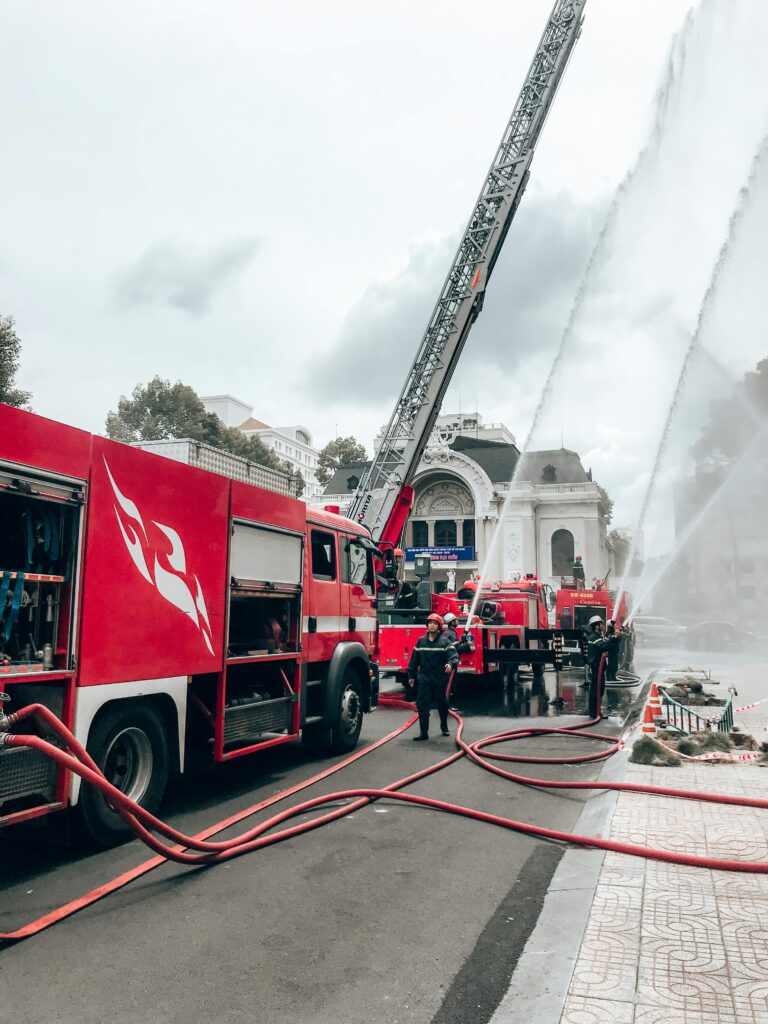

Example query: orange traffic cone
[641,703,656,736]
[649,683,663,721]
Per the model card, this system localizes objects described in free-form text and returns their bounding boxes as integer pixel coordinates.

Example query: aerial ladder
[347,0,587,556]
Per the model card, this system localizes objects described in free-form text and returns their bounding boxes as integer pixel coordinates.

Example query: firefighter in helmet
[585,614,609,718]
[443,610,474,656]
[442,611,460,645]
[407,613,458,740]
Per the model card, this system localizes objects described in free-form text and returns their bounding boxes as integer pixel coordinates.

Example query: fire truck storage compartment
[0,466,83,673]
[222,521,303,747]
[0,681,68,812]
[223,661,297,745]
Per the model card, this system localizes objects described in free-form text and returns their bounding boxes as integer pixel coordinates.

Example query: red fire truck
[378,567,564,688]
[0,405,378,845]
[554,577,634,668]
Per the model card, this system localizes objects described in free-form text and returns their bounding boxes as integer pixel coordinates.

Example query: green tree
[0,315,32,407]
[317,435,368,487]
[106,377,278,469]
[608,529,630,575]
[279,461,305,498]
[596,483,614,525]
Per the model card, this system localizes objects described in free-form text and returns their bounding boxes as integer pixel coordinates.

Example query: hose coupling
[0,732,15,747]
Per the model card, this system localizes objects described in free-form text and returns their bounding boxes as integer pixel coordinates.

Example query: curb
[488,680,648,1024]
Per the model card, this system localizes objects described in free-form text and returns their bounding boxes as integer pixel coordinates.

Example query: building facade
[201,394,322,498]
[316,413,611,591]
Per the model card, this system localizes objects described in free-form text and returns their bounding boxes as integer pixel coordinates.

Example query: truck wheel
[330,671,363,754]
[77,703,169,849]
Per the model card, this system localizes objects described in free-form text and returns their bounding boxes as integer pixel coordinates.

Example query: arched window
[551,528,574,576]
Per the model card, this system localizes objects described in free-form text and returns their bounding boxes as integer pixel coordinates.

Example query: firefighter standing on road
[585,615,609,718]
[407,613,458,740]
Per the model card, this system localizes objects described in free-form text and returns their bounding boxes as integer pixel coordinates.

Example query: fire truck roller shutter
[310,641,370,754]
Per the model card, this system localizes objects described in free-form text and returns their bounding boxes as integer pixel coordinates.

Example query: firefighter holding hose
[407,613,458,740]
[585,615,609,718]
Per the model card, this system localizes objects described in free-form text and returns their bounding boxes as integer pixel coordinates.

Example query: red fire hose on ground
[2,657,768,944]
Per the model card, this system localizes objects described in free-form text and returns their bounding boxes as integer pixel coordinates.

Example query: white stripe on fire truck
[302,616,376,633]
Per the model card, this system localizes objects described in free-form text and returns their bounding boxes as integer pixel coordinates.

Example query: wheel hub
[340,686,361,735]
[103,726,154,806]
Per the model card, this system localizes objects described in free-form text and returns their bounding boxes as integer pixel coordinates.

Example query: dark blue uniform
[585,625,609,717]
[407,632,458,737]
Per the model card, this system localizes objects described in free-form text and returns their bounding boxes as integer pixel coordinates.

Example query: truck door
[340,534,377,657]
[305,528,341,663]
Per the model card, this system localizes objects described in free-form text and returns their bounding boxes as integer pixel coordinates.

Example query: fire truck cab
[0,405,378,845]
[555,577,634,668]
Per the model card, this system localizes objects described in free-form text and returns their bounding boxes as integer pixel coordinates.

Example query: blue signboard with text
[405,546,475,562]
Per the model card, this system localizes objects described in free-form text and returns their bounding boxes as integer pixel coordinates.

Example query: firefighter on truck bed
[407,613,458,741]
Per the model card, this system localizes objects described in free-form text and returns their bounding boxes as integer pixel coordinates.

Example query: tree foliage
[0,315,32,408]
[596,483,614,525]
[106,377,278,469]
[317,435,368,487]
[280,461,305,498]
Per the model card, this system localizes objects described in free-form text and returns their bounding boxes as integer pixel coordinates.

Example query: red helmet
[426,613,444,629]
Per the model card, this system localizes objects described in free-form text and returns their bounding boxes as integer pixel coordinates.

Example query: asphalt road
[1,668,622,1024]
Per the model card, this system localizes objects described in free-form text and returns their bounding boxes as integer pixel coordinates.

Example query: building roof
[448,435,520,483]
[239,417,272,431]
[321,446,590,494]
[322,460,370,494]
[516,448,591,484]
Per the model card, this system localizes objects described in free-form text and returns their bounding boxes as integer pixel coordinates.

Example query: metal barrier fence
[659,687,734,734]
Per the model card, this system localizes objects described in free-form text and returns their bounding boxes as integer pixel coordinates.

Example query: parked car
[686,621,754,651]
[632,616,687,646]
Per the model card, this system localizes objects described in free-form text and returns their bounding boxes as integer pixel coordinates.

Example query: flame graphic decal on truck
[104,458,215,655]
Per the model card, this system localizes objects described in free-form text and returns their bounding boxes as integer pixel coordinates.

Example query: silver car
[632,615,687,646]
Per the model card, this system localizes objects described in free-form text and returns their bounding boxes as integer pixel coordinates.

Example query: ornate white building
[316,413,612,590]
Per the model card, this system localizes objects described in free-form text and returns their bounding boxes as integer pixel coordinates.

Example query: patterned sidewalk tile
[558,738,768,1024]
[601,851,645,888]
[634,1004,736,1024]
[644,860,715,892]
[635,962,734,1012]
[639,935,727,973]
[732,979,768,1023]
[560,995,634,1023]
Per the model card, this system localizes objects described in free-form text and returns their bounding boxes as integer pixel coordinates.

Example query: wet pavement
[385,665,642,724]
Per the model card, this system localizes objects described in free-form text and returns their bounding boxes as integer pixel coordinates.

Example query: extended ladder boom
[348,0,586,542]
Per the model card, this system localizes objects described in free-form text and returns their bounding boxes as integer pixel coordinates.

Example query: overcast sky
[3,0,766,537]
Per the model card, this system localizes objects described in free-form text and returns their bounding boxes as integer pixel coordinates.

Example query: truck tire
[330,670,363,754]
[76,702,170,849]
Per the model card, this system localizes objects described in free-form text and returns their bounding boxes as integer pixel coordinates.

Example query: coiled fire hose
[2,656,768,944]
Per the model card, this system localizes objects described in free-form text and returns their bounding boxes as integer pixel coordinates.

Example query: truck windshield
[574,606,605,629]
